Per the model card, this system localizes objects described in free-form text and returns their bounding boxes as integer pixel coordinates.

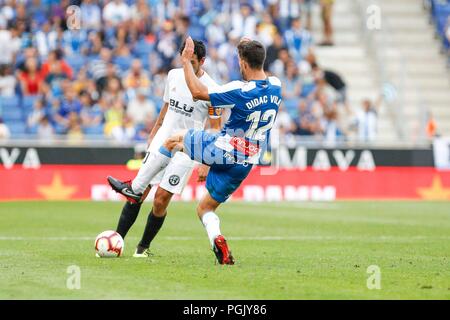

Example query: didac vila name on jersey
[169,98,194,117]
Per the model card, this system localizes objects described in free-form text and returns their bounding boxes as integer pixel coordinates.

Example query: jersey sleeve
[208,81,244,108]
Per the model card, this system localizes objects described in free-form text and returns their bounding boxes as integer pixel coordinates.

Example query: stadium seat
[134,40,154,56]
[0,96,23,121]
[22,96,38,114]
[83,124,104,135]
[67,54,86,74]
[113,56,133,72]
[5,120,27,135]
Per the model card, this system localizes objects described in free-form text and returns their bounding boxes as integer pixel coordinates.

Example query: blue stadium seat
[5,121,27,135]
[0,96,23,121]
[134,40,154,56]
[113,56,133,72]
[67,54,86,73]
[83,124,104,135]
[0,96,20,109]
[22,96,38,113]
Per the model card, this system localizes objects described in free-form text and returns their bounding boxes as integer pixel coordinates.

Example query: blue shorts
[183,129,253,203]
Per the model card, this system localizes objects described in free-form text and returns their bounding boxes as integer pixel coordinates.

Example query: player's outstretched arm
[181,36,210,101]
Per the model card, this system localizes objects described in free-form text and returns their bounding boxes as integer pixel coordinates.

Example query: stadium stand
[0,0,449,145]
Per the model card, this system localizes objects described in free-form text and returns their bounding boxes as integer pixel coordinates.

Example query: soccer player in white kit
[108,40,221,257]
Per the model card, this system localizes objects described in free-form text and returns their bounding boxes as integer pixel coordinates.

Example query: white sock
[201,211,221,247]
[132,147,172,193]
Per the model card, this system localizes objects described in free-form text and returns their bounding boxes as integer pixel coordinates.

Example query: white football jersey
[149,68,219,153]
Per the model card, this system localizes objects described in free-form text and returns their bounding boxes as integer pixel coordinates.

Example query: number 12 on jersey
[245,109,277,141]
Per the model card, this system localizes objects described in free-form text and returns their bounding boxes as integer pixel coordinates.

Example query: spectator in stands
[104,98,125,136]
[130,0,153,36]
[264,32,284,71]
[103,76,124,106]
[319,0,335,46]
[321,103,342,143]
[18,57,43,96]
[281,60,303,118]
[0,117,11,140]
[80,0,102,31]
[273,104,296,139]
[277,0,301,32]
[204,47,229,84]
[126,88,156,127]
[156,20,178,71]
[80,91,104,131]
[0,65,16,97]
[0,23,21,66]
[256,12,277,46]
[269,47,291,78]
[294,100,317,136]
[40,49,73,80]
[352,98,381,143]
[284,17,314,62]
[43,62,70,99]
[110,114,136,143]
[312,62,349,112]
[230,3,257,39]
[12,3,32,33]
[206,15,227,47]
[0,0,355,144]
[155,0,178,26]
[426,111,438,139]
[123,59,151,98]
[103,0,131,28]
[37,115,54,140]
[27,98,46,133]
[35,21,58,58]
[89,47,114,89]
[301,0,315,31]
[55,89,82,133]
[67,112,84,143]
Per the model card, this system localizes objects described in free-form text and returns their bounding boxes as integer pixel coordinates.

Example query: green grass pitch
[0,200,449,299]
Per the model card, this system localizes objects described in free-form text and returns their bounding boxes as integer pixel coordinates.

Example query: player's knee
[196,201,214,218]
[153,189,172,217]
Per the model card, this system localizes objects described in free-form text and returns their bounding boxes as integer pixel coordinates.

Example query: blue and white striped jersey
[208,76,282,164]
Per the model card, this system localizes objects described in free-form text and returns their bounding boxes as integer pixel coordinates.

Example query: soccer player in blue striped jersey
[112,37,282,264]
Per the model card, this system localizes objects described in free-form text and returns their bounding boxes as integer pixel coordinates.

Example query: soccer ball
[95,230,124,258]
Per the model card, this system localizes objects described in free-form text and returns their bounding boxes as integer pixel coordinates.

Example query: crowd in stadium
[0,0,372,144]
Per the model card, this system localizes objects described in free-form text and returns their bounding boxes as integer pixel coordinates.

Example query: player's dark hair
[237,40,266,70]
[179,39,206,60]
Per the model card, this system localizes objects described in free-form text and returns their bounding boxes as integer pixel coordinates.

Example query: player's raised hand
[181,36,194,64]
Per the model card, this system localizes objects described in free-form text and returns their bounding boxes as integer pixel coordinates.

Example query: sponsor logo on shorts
[168,175,180,186]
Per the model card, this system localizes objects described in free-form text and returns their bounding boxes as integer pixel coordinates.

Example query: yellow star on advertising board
[417,175,450,200]
[37,173,77,200]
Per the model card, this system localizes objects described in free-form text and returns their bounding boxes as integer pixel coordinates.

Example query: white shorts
[150,151,195,195]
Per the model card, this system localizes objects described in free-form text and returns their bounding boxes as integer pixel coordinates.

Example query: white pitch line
[0,235,449,241]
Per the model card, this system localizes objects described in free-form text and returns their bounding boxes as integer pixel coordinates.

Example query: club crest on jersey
[168,175,180,186]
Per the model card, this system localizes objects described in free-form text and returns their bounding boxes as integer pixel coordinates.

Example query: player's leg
[107,131,188,202]
[116,186,151,239]
[134,151,195,257]
[134,187,172,257]
[197,162,253,265]
[196,191,235,264]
